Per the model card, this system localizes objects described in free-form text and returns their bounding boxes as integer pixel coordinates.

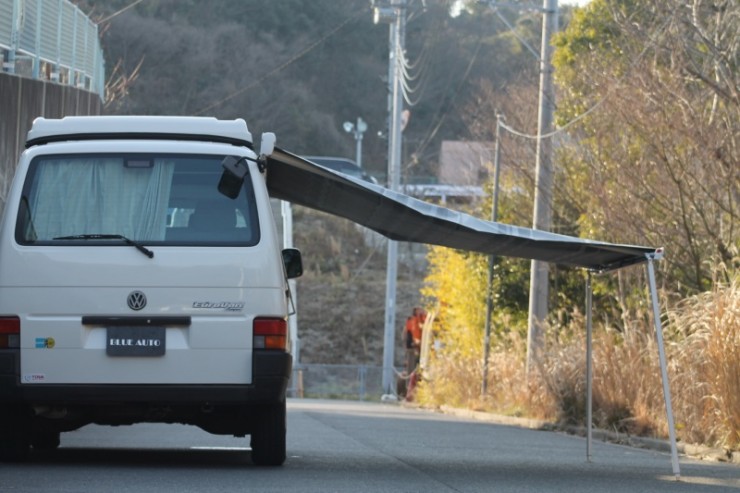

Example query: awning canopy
[265,148,679,476]
[266,149,657,272]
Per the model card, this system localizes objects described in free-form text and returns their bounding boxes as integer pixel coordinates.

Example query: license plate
[106,326,166,356]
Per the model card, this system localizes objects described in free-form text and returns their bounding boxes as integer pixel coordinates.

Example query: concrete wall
[0,72,101,212]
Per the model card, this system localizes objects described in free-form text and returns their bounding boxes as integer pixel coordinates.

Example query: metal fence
[289,364,398,402]
[0,0,104,99]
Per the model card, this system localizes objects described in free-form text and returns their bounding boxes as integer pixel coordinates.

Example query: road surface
[2,399,738,492]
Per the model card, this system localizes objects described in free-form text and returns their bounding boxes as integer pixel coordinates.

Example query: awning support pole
[585,271,593,462]
[646,253,681,479]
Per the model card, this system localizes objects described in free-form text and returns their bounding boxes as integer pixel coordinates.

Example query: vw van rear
[0,116,300,465]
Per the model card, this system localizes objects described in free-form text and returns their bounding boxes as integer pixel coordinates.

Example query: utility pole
[526,0,558,375]
[374,1,406,396]
[482,113,503,396]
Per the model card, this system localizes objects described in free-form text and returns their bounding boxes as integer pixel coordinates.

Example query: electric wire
[195,9,366,116]
[484,3,557,110]
[396,0,434,108]
[488,10,678,229]
[398,37,432,107]
[411,37,484,161]
[399,48,430,106]
[402,39,430,74]
[401,73,429,106]
[491,8,540,61]
[496,12,677,141]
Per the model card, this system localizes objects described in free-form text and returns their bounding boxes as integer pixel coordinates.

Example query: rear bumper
[0,349,292,405]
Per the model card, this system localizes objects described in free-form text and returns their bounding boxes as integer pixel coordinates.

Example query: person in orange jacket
[403,307,427,400]
[403,308,425,373]
[406,307,423,349]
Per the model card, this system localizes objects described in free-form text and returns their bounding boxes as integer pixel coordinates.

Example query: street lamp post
[343,117,368,169]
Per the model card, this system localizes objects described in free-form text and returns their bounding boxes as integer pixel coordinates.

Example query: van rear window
[16,153,260,246]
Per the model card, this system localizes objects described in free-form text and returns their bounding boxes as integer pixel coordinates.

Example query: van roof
[25,116,252,148]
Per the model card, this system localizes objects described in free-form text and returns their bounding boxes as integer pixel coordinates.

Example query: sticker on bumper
[35,337,55,348]
[23,374,46,383]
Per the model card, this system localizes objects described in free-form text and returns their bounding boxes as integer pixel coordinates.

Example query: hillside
[75,0,546,184]
[291,207,427,366]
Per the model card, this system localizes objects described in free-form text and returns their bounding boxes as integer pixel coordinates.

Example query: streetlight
[343,117,368,169]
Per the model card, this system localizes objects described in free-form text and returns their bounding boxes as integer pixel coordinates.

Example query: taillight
[0,316,20,349]
[253,317,288,350]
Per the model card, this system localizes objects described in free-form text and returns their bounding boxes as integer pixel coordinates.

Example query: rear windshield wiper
[53,234,154,259]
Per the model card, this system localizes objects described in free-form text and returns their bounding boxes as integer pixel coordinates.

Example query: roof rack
[25,116,253,148]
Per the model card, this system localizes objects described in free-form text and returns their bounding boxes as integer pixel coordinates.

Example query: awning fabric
[266,148,658,272]
[266,148,679,475]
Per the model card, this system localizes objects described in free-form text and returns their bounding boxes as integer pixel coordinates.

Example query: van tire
[250,400,286,466]
[0,407,32,462]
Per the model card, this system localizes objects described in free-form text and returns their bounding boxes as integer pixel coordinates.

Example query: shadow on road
[27,447,254,468]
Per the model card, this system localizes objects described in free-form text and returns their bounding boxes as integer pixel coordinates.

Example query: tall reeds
[416,272,739,452]
[668,274,739,449]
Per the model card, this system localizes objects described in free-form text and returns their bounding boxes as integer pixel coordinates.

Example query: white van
[0,116,302,465]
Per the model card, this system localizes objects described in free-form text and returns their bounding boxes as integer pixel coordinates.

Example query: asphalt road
[2,399,738,492]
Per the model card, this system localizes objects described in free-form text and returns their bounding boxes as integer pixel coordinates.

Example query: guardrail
[290,364,398,401]
[0,0,104,99]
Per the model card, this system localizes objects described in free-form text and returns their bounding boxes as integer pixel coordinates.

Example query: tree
[553,0,739,293]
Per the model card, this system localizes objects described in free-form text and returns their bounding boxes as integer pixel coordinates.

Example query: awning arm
[646,249,681,479]
[585,271,593,462]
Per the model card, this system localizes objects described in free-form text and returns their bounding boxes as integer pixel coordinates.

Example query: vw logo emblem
[127,291,147,311]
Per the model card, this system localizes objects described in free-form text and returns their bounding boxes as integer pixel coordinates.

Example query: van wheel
[250,400,286,466]
[32,431,61,450]
[0,407,32,461]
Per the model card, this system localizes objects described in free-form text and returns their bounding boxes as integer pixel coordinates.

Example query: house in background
[402,141,492,205]
[438,141,493,186]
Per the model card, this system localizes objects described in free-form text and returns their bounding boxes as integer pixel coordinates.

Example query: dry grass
[417,272,740,452]
[669,274,740,450]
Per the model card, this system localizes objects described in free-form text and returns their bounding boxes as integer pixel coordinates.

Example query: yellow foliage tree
[417,246,488,407]
[421,246,488,359]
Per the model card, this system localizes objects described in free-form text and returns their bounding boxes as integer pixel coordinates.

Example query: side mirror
[218,156,248,199]
[282,248,303,279]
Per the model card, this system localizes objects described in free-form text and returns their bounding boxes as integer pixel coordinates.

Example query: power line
[412,37,484,161]
[195,9,366,116]
[399,42,431,106]
[490,7,540,61]
[496,12,676,141]
[498,98,603,140]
